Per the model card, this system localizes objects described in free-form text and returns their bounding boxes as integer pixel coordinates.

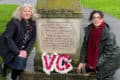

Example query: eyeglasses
[92,16,102,20]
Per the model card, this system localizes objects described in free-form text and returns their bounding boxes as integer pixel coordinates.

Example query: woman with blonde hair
[0,3,39,80]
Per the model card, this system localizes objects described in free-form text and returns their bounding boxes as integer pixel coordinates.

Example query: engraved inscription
[40,22,76,53]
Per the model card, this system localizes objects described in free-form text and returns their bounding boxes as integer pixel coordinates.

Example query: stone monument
[19,0,95,80]
[35,0,82,72]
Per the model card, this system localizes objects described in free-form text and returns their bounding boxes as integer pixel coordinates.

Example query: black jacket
[0,18,36,63]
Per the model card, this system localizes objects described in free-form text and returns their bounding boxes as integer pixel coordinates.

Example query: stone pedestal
[34,0,82,72]
[20,71,96,80]
[34,18,81,71]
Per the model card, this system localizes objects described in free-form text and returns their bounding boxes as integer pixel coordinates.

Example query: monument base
[35,18,82,71]
[19,71,96,80]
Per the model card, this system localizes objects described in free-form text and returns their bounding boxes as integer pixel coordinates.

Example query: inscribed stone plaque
[40,22,76,53]
[37,18,81,55]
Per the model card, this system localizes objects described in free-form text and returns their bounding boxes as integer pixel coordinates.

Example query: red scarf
[86,21,105,70]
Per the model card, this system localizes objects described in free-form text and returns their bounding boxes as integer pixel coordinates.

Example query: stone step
[19,71,96,80]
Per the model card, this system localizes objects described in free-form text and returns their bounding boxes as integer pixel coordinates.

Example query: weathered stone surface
[20,0,84,80]
[34,0,82,77]
[20,71,96,80]
[35,18,81,71]
[36,0,82,18]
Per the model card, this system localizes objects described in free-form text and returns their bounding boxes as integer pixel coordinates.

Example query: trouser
[97,76,113,80]
[11,69,23,80]
[97,68,120,80]
[103,75,114,80]
[3,63,23,80]
[86,67,114,80]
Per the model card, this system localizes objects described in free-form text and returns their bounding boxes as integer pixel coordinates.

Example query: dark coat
[80,23,120,79]
[0,18,36,66]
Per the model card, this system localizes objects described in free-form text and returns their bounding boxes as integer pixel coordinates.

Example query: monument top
[36,0,82,18]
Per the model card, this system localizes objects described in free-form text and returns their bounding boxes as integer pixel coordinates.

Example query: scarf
[86,21,105,70]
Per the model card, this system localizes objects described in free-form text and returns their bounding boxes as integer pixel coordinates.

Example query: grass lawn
[0,4,17,80]
[81,0,120,19]
[0,4,17,33]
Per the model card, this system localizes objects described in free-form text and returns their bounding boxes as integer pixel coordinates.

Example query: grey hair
[12,3,40,20]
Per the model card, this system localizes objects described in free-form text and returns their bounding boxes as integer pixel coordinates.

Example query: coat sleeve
[80,28,88,63]
[97,31,119,67]
[25,23,36,53]
[4,19,19,55]
[80,37,87,63]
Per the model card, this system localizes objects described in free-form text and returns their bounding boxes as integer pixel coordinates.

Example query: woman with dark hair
[0,4,39,80]
[77,10,120,80]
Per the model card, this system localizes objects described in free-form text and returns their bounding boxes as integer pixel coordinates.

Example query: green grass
[0,4,17,80]
[0,4,17,33]
[81,0,120,19]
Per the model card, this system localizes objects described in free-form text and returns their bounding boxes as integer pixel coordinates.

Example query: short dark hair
[89,10,104,21]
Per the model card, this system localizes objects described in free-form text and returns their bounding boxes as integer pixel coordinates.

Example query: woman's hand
[77,63,86,73]
[18,50,27,58]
